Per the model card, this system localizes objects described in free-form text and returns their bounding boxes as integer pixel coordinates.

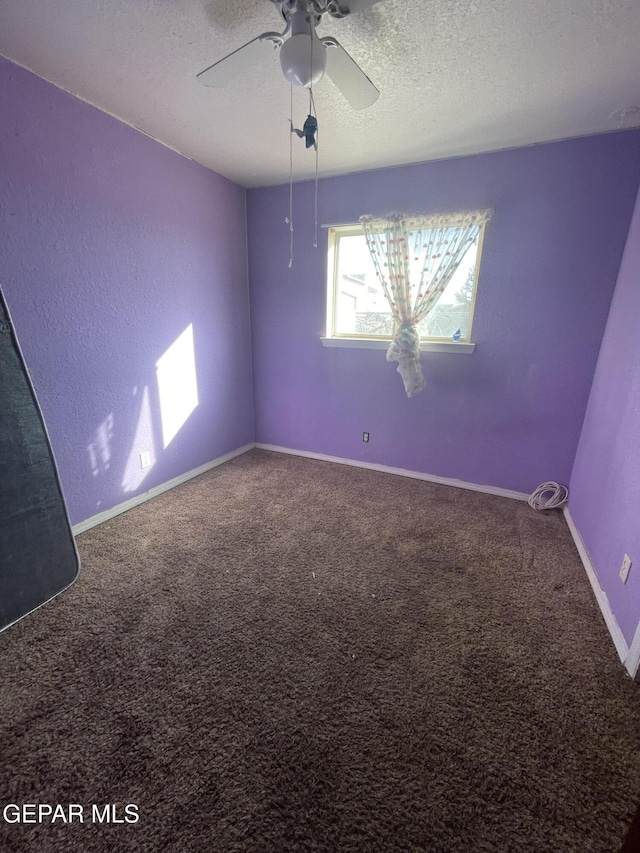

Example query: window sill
[320,337,475,354]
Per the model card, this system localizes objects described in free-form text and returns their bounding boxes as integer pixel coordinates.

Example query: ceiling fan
[197,0,384,111]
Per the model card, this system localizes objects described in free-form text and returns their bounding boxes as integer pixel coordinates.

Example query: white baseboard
[626,620,640,682]
[254,443,530,502]
[72,443,255,536]
[562,506,635,673]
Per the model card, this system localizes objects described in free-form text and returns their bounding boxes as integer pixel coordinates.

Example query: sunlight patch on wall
[88,413,114,477]
[121,386,156,493]
[156,324,199,449]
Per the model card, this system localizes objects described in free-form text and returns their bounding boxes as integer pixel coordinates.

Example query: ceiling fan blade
[322,37,380,110]
[332,0,384,14]
[197,33,282,88]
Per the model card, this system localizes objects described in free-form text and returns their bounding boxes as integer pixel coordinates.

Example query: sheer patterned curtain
[360,210,492,397]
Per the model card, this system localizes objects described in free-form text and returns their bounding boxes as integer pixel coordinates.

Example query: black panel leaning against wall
[0,284,79,632]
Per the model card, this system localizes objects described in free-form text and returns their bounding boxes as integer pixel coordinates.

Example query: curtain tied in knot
[386,323,425,398]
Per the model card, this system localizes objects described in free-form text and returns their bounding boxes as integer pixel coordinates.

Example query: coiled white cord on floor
[528,481,569,510]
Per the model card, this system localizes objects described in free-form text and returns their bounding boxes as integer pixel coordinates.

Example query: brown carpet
[1,448,639,852]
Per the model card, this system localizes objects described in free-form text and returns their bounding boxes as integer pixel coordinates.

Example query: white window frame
[322,219,487,353]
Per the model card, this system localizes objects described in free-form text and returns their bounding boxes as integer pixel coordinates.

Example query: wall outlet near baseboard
[362,432,370,443]
[140,451,152,469]
[620,554,632,584]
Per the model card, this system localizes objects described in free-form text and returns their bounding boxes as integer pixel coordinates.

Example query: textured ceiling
[1,0,640,188]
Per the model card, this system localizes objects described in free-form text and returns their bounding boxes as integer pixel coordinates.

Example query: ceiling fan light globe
[279,34,327,87]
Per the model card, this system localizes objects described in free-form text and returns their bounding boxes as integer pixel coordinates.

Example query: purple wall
[0,57,254,526]
[248,133,640,494]
[569,184,640,646]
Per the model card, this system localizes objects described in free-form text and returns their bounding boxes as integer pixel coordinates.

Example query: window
[324,217,487,349]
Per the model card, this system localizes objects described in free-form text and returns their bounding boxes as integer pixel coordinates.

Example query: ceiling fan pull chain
[313,136,319,249]
[310,87,319,249]
[287,85,295,268]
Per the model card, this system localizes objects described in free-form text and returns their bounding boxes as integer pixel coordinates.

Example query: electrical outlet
[362,432,370,443]
[620,554,632,584]
[140,451,152,469]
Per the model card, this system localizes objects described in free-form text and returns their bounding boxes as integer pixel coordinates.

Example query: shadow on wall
[86,323,199,511]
